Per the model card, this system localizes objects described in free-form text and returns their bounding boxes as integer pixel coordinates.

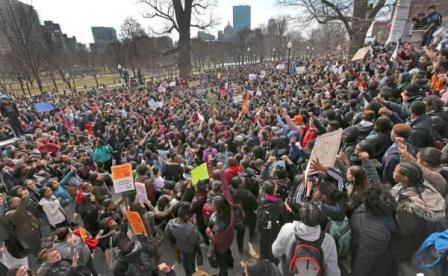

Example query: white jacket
[272,221,341,276]
[39,196,65,227]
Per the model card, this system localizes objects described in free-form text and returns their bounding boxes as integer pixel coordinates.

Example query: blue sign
[35,102,54,113]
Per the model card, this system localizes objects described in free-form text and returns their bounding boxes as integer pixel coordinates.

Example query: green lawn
[7,74,122,96]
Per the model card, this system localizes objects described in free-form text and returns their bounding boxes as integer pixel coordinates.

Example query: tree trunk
[93,73,99,87]
[178,31,192,79]
[25,81,32,97]
[349,0,369,56]
[18,78,26,96]
[50,71,59,92]
[58,69,72,89]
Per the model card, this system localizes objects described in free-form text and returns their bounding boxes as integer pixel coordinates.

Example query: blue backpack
[416,230,448,275]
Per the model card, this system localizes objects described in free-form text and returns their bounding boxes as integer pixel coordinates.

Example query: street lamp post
[287,41,292,74]
[247,47,251,64]
[273,48,276,61]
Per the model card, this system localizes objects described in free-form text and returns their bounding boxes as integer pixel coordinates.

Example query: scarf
[392,182,446,222]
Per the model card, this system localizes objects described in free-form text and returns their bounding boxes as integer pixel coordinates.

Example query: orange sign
[111,163,134,193]
[111,163,132,180]
[125,211,147,236]
[242,92,251,114]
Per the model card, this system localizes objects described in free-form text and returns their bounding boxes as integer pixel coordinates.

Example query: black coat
[408,115,435,148]
[351,206,395,276]
[365,131,392,161]
[113,240,157,276]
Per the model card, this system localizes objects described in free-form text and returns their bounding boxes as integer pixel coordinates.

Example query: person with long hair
[391,161,446,276]
[346,165,368,216]
[165,202,200,276]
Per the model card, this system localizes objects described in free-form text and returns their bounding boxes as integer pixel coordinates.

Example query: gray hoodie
[165,218,200,254]
[272,221,340,276]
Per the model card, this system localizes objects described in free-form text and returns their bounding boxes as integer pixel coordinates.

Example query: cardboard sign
[189,80,200,88]
[307,129,343,176]
[135,182,147,204]
[191,163,209,185]
[351,46,372,61]
[276,64,286,70]
[248,73,257,81]
[296,66,306,74]
[111,163,134,193]
[125,211,147,236]
[233,94,243,104]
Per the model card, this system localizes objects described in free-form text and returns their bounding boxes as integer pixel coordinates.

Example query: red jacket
[301,127,318,147]
[223,165,241,183]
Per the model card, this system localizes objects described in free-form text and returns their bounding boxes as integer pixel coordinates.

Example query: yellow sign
[191,163,209,185]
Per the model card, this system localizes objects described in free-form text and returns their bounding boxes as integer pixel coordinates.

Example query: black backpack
[257,201,281,232]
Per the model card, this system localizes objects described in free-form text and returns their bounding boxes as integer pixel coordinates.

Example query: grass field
[6,74,122,96]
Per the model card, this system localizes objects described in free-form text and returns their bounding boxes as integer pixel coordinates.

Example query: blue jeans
[182,252,196,276]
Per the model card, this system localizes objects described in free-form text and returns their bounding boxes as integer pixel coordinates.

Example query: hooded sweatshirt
[272,221,340,276]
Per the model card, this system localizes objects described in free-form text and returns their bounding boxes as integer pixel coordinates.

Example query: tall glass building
[233,5,251,32]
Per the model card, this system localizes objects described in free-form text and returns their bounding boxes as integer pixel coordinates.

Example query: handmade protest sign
[111,163,134,193]
[135,182,147,204]
[306,129,343,176]
[233,94,243,104]
[125,211,147,236]
[191,163,209,185]
[189,80,200,88]
[352,46,372,61]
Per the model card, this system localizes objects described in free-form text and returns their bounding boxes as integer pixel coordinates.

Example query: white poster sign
[307,129,343,176]
[135,182,148,204]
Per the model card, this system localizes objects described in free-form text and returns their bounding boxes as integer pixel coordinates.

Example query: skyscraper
[91,26,118,53]
[233,5,251,32]
[0,0,41,55]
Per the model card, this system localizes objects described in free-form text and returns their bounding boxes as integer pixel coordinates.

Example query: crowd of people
[0,18,448,276]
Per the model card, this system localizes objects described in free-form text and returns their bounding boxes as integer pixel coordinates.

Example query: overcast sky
[21,0,296,44]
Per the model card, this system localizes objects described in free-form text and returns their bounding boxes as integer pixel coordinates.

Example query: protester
[0,23,447,275]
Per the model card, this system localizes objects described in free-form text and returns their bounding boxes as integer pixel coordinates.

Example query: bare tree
[278,0,393,54]
[141,0,216,78]
[0,0,45,93]
[120,17,147,83]
[275,16,288,59]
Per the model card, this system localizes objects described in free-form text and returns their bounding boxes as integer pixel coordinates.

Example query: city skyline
[19,0,294,44]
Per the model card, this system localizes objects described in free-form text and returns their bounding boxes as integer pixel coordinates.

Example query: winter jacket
[408,115,435,149]
[206,175,235,254]
[365,131,392,161]
[113,240,157,276]
[39,196,66,227]
[351,208,396,276]
[382,143,401,186]
[165,218,200,254]
[391,182,446,263]
[272,221,340,276]
[93,145,113,163]
[53,236,91,266]
[37,260,90,276]
[52,186,71,207]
